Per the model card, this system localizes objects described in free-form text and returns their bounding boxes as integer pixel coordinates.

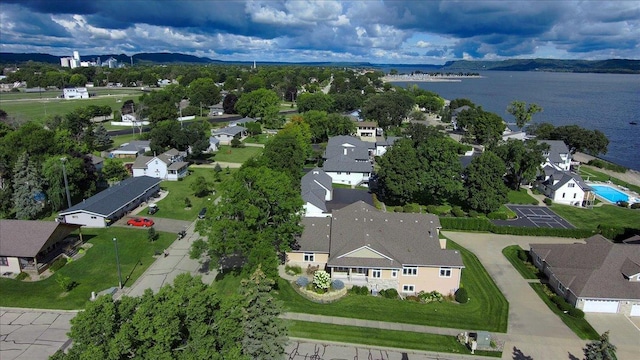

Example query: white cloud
[416,40,431,48]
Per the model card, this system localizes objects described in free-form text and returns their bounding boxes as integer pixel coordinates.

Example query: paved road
[443,231,640,360]
[0,308,76,360]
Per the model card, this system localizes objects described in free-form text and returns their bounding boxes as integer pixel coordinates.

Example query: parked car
[198,207,207,219]
[148,204,159,215]
[127,218,155,227]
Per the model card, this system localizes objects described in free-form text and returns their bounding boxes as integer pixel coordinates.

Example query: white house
[374,136,401,157]
[211,125,247,145]
[109,140,150,158]
[301,168,333,217]
[132,149,189,181]
[537,166,594,207]
[207,137,220,152]
[355,121,378,141]
[59,176,161,228]
[540,140,572,171]
[322,136,374,187]
[63,87,89,100]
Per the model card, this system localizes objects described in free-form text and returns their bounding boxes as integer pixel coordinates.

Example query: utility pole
[60,158,72,209]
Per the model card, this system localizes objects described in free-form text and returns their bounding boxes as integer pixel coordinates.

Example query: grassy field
[0,227,174,310]
[243,134,273,144]
[549,204,640,229]
[153,167,233,221]
[507,189,539,205]
[578,167,640,194]
[287,321,502,357]
[502,245,540,280]
[1,94,139,123]
[212,146,263,163]
[111,133,146,148]
[529,283,599,340]
[269,239,508,332]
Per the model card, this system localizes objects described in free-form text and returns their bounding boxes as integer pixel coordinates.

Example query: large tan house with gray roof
[530,235,640,316]
[287,201,464,296]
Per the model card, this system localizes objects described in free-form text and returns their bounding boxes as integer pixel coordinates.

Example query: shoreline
[382,75,483,83]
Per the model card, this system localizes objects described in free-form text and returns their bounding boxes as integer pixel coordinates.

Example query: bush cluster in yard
[331,279,344,290]
[378,288,399,299]
[568,308,585,319]
[405,295,421,302]
[455,288,468,304]
[295,276,309,287]
[348,285,370,295]
[418,290,444,303]
[487,211,508,220]
[544,198,553,206]
[49,257,68,273]
[15,272,30,281]
[551,295,573,312]
[312,271,331,291]
[517,249,528,262]
[285,264,302,276]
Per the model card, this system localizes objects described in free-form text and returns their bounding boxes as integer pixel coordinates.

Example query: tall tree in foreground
[583,331,616,360]
[464,151,509,213]
[12,152,44,219]
[507,100,542,128]
[494,140,546,190]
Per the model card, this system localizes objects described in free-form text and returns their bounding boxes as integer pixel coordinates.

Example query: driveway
[113,216,192,233]
[0,308,76,360]
[585,314,640,360]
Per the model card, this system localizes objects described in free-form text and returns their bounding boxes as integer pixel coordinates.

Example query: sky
[1,0,639,64]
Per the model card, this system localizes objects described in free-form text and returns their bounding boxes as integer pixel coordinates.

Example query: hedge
[440,217,596,238]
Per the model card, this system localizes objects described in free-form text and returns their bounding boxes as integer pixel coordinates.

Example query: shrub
[147,227,158,242]
[531,200,540,205]
[331,279,344,290]
[487,211,508,220]
[313,270,331,291]
[405,295,421,302]
[49,257,68,273]
[558,300,572,312]
[418,290,443,303]
[184,197,192,208]
[587,159,627,173]
[56,275,74,292]
[455,287,468,304]
[349,285,370,296]
[230,138,245,148]
[295,276,309,287]
[631,203,640,209]
[468,210,480,218]
[451,206,466,217]
[16,272,30,281]
[568,308,585,318]
[285,264,302,276]
[426,205,438,214]
[403,203,421,213]
[517,249,528,262]
[393,206,404,212]
[544,198,552,206]
[617,201,629,208]
[378,288,399,299]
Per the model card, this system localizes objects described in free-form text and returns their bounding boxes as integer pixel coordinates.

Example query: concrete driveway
[114,216,192,234]
[443,231,640,360]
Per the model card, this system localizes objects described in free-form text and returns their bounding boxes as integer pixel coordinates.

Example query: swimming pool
[590,185,630,203]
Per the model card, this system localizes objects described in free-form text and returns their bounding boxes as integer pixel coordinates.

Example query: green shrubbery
[378,288,399,299]
[49,257,68,273]
[285,264,302,275]
[348,285,370,296]
[405,295,421,302]
[15,272,30,281]
[587,159,626,173]
[487,211,508,220]
[418,290,444,303]
[544,198,553,206]
[568,308,585,319]
[517,249,528,262]
[455,288,468,304]
[439,217,596,238]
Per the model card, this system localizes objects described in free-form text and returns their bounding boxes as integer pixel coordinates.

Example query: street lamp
[60,158,72,209]
[113,237,123,289]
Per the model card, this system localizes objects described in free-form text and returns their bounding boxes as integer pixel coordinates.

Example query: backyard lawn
[549,204,640,229]
[111,133,146,148]
[270,239,509,332]
[212,146,263,163]
[0,227,174,310]
[243,134,273,144]
[507,189,539,205]
[152,167,233,221]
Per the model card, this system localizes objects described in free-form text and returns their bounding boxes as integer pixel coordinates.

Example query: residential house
[110,140,150,158]
[63,87,89,99]
[211,125,247,145]
[530,235,640,316]
[207,137,220,152]
[537,166,594,207]
[540,140,572,171]
[0,220,80,275]
[322,136,374,187]
[374,136,401,157]
[451,105,471,131]
[287,201,464,295]
[132,148,189,181]
[58,176,161,228]
[301,168,333,217]
[355,121,378,141]
[229,117,257,127]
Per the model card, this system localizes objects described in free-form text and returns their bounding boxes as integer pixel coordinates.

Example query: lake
[390,71,640,171]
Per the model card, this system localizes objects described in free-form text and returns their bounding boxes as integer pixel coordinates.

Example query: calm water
[391,71,640,171]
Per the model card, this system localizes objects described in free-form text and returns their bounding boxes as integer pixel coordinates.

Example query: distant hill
[0,52,62,64]
[442,59,640,74]
[0,52,220,65]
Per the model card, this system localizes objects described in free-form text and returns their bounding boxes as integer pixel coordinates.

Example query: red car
[126,217,155,227]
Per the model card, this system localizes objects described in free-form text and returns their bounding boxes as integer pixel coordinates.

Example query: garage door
[583,300,619,313]
[630,304,640,317]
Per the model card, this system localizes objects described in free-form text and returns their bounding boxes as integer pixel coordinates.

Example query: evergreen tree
[240,268,287,360]
[12,152,44,219]
[583,331,616,360]
[93,124,113,150]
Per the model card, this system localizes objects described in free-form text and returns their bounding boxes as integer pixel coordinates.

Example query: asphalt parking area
[492,205,574,229]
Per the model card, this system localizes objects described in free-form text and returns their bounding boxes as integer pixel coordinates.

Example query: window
[558,283,567,294]
[439,267,452,278]
[573,193,577,199]
[91,216,97,219]
[0,257,8,266]
[337,172,342,175]
[402,266,417,276]
[303,253,314,262]
[402,285,415,293]
[562,193,566,198]
[346,172,351,175]
[391,269,398,278]
[568,183,575,188]
[372,269,381,278]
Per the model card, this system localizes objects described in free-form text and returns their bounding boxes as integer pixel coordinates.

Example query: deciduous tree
[296,92,335,113]
[361,91,414,129]
[464,151,509,213]
[494,140,546,189]
[188,77,222,107]
[235,88,280,122]
[507,100,542,128]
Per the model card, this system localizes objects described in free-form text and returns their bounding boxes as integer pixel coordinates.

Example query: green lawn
[0,94,139,124]
[111,133,146,148]
[578,167,640,194]
[0,227,174,310]
[549,204,640,229]
[212,146,263,163]
[270,239,508,332]
[288,321,502,357]
[501,245,540,280]
[243,134,273,144]
[529,283,599,340]
[153,167,233,221]
[507,189,539,205]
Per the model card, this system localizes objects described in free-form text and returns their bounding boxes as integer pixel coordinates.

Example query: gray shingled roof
[209,136,220,145]
[132,155,153,169]
[295,217,331,253]
[59,176,161,217]
[114,140,150,153]
[301,168,332,211]
[543,169,591,191]
[376,136,401,147]
[531,235,640,300]
[539,140,570,164]
[213,125,246,136]
[231,117,256,126]
[167,161,189,171]
[326,201,463,268]
[324,136,372,160]
[0,220,79,258]
[322,156,373,173]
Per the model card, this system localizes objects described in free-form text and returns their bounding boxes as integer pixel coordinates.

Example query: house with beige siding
[287,201,464,295]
